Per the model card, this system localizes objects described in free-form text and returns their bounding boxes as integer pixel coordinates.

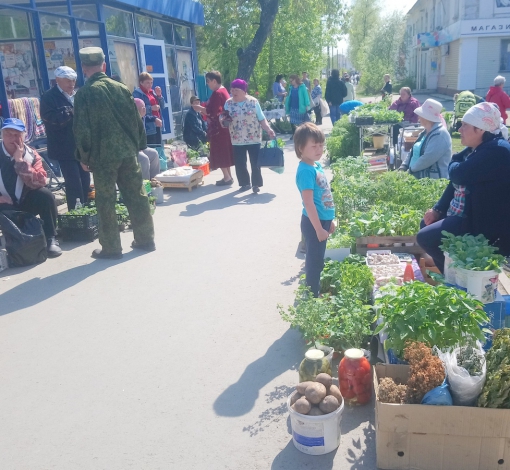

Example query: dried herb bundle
[404,342,445,404]
[457,345,483,376]
[378,377,407,404]
[478,329,510,408]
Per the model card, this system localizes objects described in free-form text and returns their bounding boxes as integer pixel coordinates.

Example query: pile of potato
[290,373,343,416]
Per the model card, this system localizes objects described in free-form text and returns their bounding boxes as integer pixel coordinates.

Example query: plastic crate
[355,116,374,125]
[60,226,98,242]
[58,213,98,230]
[191,162,210,176]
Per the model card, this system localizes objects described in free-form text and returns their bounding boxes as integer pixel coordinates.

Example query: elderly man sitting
[134,98,161,180]
[0,118,61,257]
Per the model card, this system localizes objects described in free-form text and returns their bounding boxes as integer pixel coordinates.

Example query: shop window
[78,20,99,38]
[135,15,152,36]
[165,47,181,112]
[0,8,31,40]
[176,50,194,110]
[44,39,76,85]
[104,6,134,39]
[154,20,174,44]
[40,5,99,37]
[0,41,41,99]
[501,40,510,71]
[107,39,139,92]
[174,25,191,48]
[40,14,72,38]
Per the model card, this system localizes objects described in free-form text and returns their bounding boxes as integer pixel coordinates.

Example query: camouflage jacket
[73,72,146,167]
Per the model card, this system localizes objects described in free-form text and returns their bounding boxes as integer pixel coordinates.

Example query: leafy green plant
[457,344,484,376]
[326,115,360,161]
[374,282,489,357]
[440,232,505,272]
[65,206,97,216]
[320,259,374,303]
[343,254,366,265]
[326,230,354,249]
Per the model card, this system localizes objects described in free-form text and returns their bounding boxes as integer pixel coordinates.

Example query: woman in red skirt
[193,71,234,185]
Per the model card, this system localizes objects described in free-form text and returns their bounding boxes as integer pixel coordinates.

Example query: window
[40,5,99,37]
[1,41,41,98]
[165,47,181,112]
[104,6,134,39]
[135,15,152,35]
[176,50,194,109]
[0,8,31,40]
[44,39,76,84]
[40,14,72,38]
[107,39,139,92]
[501,40,510,71]
[174,25,191,47]
[154,20,174,44]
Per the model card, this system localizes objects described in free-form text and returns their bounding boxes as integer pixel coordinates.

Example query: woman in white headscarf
[416,102,510,272]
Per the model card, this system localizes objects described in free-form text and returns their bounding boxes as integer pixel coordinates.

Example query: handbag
[258,140,284,168]
[320,98,330,117]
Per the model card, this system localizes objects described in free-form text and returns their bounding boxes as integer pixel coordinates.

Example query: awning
[113,0,205,26]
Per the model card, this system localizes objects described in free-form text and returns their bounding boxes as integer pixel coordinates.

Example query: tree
[347,0,381,70]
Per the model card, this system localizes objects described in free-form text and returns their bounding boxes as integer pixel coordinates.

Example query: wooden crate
[159,170,204,191]
[355,236,424,255]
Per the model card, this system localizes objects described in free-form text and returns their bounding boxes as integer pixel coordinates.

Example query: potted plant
[325,230,353,261]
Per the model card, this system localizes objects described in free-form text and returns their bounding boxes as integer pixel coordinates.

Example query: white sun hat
[462,102,502,134]
[414,98,443,123]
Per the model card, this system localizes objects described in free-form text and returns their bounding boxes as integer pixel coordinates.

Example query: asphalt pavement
[0,116,378,470]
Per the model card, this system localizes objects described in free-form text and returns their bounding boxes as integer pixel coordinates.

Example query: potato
[319,395,339,414]
[305,382,327,404]
[315,373,332,390]
[290,392,302,406]
[293,397,312,415]
[308,406,324,416]
[328,384,343,403]
[296,381,314,395]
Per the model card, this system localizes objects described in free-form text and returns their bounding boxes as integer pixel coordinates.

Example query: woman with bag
[224,79,275,193]
[285,74,311,137]
[311,78,323,125]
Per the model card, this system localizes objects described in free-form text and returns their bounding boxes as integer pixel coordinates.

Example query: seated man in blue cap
[0,118,62,257]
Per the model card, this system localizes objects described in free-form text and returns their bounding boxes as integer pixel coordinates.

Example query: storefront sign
[461,18,510,36]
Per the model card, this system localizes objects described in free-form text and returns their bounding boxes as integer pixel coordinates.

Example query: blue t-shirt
[296,161,335,220]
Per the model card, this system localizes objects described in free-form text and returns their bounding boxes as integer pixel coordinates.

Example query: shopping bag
[0,210,47,267]
[258,140,284,168]
[320,98,330,117]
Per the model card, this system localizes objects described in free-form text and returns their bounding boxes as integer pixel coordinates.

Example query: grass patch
[451,136,464,154]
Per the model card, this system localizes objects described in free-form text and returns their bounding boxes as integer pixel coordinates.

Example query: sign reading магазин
[461,18,510,36]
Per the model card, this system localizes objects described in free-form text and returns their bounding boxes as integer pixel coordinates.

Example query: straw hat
[414,98,443,123]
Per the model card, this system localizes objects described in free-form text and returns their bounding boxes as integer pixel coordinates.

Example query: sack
[455,91,476,118]
[0,210,47,267]
[438,344,486,406]
[258,140,284,168]
[320,98,330,117]
[421,381,453,406]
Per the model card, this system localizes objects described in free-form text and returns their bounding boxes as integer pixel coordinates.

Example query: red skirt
[208,123,234,170]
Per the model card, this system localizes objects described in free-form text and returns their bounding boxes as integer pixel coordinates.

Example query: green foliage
[440,232,505,272]
[326,230,354,249]
[65,206,97,216]
[374,282,489,357]
[457,344,484,376]
[347,0,381,70]
[326,115,360,161]
[478,329,510,408]
[320,259,374,302]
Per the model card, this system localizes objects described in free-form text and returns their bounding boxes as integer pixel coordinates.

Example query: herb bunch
[378,377,407,404]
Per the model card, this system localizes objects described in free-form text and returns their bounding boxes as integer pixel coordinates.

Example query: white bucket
[324,248,350,262]
[153,186,164,204]
[455,267,499,303]
[287,391,344,455]
[444,252,456,285]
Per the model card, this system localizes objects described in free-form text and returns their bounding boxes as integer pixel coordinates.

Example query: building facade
[406,0,510,96]
[0,0,204,138]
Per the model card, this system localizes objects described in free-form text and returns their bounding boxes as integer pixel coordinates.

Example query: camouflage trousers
[93,156,154,253]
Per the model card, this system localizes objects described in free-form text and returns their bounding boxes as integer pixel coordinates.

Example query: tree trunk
[236,0,279,81]
[266,30,274,100]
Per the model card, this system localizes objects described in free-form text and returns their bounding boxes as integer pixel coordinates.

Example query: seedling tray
[60,226,98,242]
[58,213,98,230]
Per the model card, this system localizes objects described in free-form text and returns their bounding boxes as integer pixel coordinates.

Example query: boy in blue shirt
[294,122,336,296]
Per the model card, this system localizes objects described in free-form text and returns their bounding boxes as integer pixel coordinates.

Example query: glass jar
[338,348,372,405]
[298,349,332,383]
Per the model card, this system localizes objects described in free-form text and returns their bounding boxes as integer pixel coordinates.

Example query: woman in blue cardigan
[417,102,510,272]
[285,74,311,137]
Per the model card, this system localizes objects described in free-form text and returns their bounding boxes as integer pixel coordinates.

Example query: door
[138,38,174,139]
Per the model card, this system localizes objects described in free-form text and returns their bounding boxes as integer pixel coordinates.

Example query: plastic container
[299,349,332,383]
[403,261,415,282]
[191,162,210,176]
[443,252,456,285]
[338,348,372,405]
[372,134,385,149]
[287,391,344,455]
[152,186,164,204]
[455,267,499,303]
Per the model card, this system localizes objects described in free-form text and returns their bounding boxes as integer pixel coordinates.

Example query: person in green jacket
[285,74,311,137]
[73,47,155,259]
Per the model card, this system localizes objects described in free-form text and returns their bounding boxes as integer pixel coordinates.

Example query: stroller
[449,91,484,132]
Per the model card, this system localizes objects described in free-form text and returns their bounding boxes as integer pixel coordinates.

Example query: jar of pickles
[299,349,332,382]
[338,348,371,405]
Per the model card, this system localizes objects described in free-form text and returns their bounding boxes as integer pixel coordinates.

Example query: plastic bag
[0,210,47,267]
[437,344,486,406]
[421,381,453,405]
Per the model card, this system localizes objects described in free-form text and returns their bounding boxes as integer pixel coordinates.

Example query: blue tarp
[113,0,205,26]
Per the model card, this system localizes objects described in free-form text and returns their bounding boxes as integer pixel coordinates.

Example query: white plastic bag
[437,344,486,406]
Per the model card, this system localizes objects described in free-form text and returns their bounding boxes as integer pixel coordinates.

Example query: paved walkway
[0,121,377,470]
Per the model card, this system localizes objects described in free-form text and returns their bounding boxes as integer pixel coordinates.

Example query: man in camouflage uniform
[74,47,155,259]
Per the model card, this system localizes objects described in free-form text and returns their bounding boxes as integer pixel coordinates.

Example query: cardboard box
[375,364,510,470]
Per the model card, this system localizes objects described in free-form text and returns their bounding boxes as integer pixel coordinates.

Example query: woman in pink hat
[399,98,452,179]
[417,102,510,272]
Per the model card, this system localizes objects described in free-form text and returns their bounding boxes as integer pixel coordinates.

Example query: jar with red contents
[338,348,372,405]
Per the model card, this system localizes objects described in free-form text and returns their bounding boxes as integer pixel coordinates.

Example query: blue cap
[1,118,26,132]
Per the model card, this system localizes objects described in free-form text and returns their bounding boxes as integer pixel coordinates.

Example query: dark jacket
[40,85,76,161]
[183,108,207,149]
[133,87,165,136]
[434,138,510,255]
[325,77,347,106]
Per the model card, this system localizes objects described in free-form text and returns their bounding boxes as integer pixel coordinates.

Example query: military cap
[79,47,105,66]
